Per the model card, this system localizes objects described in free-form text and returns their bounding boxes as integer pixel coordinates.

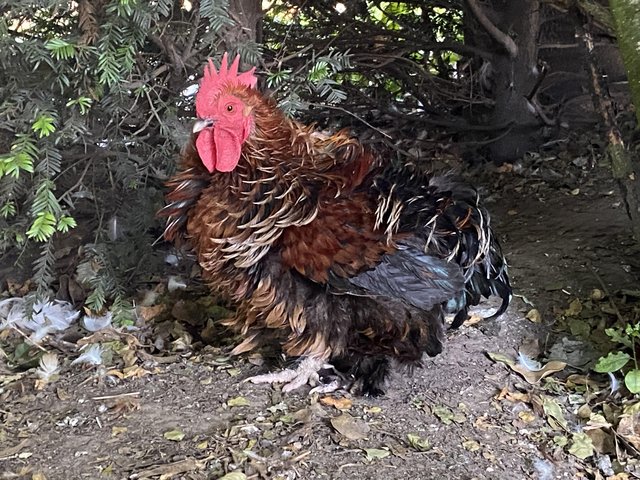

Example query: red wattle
[196,128,216,173]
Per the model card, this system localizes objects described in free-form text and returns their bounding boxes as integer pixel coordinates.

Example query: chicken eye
[226,104,234,112]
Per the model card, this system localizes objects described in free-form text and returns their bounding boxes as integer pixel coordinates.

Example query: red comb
[195,53,257,117]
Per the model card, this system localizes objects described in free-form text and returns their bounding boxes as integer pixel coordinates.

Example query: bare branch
[465,0,518,58]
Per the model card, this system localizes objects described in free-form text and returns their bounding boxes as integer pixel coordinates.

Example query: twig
[309,103,391,139]
[92,391,141,401]
[590,265,625,324]
[11,327,47,352]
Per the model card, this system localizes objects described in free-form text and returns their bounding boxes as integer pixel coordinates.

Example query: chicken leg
[246,357,338,393]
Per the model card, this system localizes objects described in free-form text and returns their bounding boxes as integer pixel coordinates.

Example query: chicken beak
[193,119,215,133]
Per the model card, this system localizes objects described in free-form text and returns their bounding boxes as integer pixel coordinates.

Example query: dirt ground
[1,150,638,480]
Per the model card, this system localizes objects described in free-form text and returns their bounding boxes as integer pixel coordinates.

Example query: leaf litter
[3,152,640,478]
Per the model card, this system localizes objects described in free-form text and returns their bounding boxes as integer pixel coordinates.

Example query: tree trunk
[225,0,262,46]
[601,1,640,239]
[610,0,640,126]
[466,0,542,163]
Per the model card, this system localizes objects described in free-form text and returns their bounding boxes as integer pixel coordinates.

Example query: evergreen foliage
[0,0,262,310]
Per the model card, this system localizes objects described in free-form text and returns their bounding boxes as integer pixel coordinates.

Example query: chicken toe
[246,357,330,392]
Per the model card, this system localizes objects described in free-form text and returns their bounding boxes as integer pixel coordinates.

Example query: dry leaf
[617,413,640,450]
[462,439,480,452]
[111,426,128,437]
[518,411,536,423]
[525,309,541,323]
[227,396,250,407]
[406,433,430,451]
[138,304,166,322]
[163,429,185,441]
[320,396,352,410]
[585,428,614,454]
[511,360,567,384]
[489,352,566,384]
[330,413,370,440]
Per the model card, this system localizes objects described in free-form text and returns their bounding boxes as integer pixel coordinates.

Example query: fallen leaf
[111,426,128,437]
[363,448,389,461]
[227,396,250,407]
[330,413,370,440]
[564,298,582,316]
[364,406,382,414]
[462,439,480,452]
[525,309,541,323]
[489,352,566,384]
[568,432,593,459]
[487,352,515,367]
[320,396,352,410]
[138,304,166,322]
[553,435,568,447]
[511,360,567,384]
[585,428,614,454]
[163,429,185,441]
[617,413,640,450]
[432,405,456,425]
[542,397,568,430]
[576,404,592,419]
[218,472,247,480]
[406,433,430,451]
[518,411,536,423]
[585,413,611,430]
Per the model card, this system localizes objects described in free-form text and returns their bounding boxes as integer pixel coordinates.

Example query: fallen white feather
[71,344,104,366]
[83,312,113,332]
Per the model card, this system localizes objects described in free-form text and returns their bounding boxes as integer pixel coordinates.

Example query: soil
[1,152,638,480]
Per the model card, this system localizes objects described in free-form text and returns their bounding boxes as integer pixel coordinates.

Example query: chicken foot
[245,357,339,393]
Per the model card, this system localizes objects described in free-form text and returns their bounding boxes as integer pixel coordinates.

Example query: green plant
[594,322,640,394]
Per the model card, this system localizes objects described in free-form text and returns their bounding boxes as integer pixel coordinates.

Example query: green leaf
[542,397,568,430]
[44,38,76,59]
[162,429,185,441]
[66,96,93,115]
[26,212,57,242]
[0,201,16,218]
[432,405,455,425]
[594,351,631,373]
[568,432,594,459]
[363,448,390,461]
[227,396,250,407]
[32,115,56,138]
[56,216,77,233]
[625,369,640,393]
[606,327,635,348]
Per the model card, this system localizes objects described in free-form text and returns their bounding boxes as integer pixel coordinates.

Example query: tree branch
[465,0,518,58]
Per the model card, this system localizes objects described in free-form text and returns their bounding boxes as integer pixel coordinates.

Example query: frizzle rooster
[161,54,511,395]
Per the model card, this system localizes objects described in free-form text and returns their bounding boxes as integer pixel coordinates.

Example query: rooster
[161,54,511,395]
